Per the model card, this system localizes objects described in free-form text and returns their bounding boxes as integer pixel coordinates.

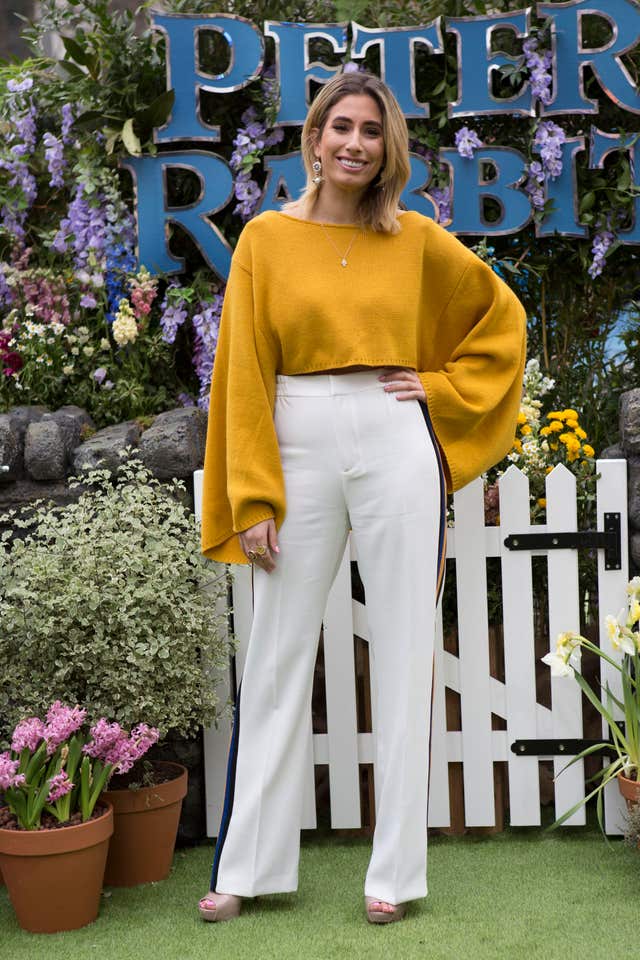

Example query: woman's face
[312,94,385,199]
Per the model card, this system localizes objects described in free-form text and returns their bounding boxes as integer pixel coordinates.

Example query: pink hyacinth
[108,723,160,774]
[44,701,87,755]
[0,751,26,790]
[47,770,74,803]
[82,718,124,760]
[11,716,46,753]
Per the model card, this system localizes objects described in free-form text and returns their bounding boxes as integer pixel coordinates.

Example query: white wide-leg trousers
[210,369,447,905]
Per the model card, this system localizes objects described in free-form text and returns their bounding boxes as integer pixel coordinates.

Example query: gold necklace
[319,223,361,267]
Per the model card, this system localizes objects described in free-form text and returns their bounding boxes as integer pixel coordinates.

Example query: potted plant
[542,576,640,830]
[0,701,158,932]
[0,459,232,885]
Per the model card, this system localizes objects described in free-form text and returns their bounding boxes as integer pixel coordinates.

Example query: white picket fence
[194,459,629,835]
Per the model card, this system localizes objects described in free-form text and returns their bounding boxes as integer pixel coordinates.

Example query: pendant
[341,259,347,267]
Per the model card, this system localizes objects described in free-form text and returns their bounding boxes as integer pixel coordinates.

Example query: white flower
[62,364,74,376]
[627,577,640,597]
[606,613,636,655]
[71,346,79,356]
[83,346,95,357]
[112,300,138,346]
[542,651,575,678]
[100,338,110,351]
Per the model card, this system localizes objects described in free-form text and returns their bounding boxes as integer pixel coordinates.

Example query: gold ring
[254,544,267,557]
[246,550,257,561]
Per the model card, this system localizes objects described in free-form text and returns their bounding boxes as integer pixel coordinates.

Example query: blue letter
[539,0,640,115]
[265,22,348,126]
[258,152,307,212]
[400,154,439,218]
[537,137,587,238]
[121,152,234,280]
[350,23,444,118]
[447,11,533,117]
[440,146,531,234]
[590,128,640,242]
[153,13,264,142]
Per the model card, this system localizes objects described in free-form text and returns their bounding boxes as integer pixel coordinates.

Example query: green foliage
[0,460,233,745]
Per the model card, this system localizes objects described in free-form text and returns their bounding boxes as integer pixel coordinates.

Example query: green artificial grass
[1,826,638,960]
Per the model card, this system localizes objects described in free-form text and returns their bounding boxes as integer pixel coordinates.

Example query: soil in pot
[101,760,188,887]
[0,802,113,934]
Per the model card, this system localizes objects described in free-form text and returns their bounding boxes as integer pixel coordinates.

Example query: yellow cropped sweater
[201,210,526,564]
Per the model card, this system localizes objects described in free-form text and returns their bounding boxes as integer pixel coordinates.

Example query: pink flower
[47,770,74,803]
[11,716,46,753]
[44,701,87,755]
[83,719,123,761]
[107,723,160,774]
[0,751,26,790]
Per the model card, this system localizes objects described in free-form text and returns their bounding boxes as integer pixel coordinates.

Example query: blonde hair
[282,71,411,235]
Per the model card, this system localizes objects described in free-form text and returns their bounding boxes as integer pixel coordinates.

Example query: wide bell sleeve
[418,255,526,493]
[200,257,285,564]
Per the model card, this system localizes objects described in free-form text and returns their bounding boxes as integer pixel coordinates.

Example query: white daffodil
[626,577,640,597]
[542,651,574,678]
[556,631,581,658]
[606,614,636,656]
[628,599,640,627]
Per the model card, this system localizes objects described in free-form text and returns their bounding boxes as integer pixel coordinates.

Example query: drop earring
[312,160,323,185]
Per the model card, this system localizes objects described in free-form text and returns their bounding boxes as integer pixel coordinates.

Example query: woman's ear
[309,127,320,158]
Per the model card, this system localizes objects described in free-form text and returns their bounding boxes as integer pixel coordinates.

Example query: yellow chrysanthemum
[550,442,559,451]
[583,444,595,458]
[520,424,532,435]
[562,409,578,420]
[537,498,547,508]
[517,411,527,424]
[512,438,523,453]
[545,466,554,474]
[547,411,565,421]
[540,426,552,437]
[574,427,587,439]
[566,418,579,429]
[549,421,563,433]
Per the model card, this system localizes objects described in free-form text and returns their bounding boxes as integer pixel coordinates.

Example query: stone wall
[0,403,207,512]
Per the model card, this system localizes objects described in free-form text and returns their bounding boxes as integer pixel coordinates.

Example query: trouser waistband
[275,368,392,397]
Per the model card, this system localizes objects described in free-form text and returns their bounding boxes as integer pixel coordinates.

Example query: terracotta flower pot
[0,802,113,933]
[617,772,640,808]
[101,760,188,887]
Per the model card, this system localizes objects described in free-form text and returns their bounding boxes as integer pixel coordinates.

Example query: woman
[199,70,526,924]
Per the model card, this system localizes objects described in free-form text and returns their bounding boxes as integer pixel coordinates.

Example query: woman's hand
[378,368,426,401]
[239,518,279,573]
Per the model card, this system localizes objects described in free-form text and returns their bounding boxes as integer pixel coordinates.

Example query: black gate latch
[504,512,621,570]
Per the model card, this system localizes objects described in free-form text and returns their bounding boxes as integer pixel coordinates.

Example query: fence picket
[546,465,585,825]
[499,466,541,824]
[453,478,496,825]
[597,460,629,836]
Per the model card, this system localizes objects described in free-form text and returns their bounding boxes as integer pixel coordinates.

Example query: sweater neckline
[276,212,359,228]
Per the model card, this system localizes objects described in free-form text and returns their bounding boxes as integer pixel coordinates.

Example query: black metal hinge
[511,738,618,758]
[504,512,621,570]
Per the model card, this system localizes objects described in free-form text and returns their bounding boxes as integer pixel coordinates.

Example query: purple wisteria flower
[192,294,223,409]
[0,265,14,307]
[43,132,66,188]
[44,701,87,755]
[47,771,74,803]
[429,186,452,224]
[533,121,565,179]
[523,37,553,106]
[0,751,26,790]
[11,717,46,753]
[455,126,482,159]
[0,95,38,239]
[159,284,189,344]
[61,103,75,144]
[524,159,546,210]
[7,76,33,94]
[588,229,615,279]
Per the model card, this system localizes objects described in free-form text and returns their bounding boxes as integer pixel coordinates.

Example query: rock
[620,389,640,456]
[6,405,49,443]
[56,405,95,433]
[0,414,21,483]
[24,420,66,481]
[139,407,208,479]
[71,421,141,476]
[42,411,82,459]
[600,444,625,460]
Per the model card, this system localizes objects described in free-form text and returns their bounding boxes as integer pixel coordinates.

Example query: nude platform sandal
[198,892,242,922]
[365,897,407,924]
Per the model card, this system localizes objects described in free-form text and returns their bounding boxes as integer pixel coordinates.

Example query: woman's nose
[345,128,364,152]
